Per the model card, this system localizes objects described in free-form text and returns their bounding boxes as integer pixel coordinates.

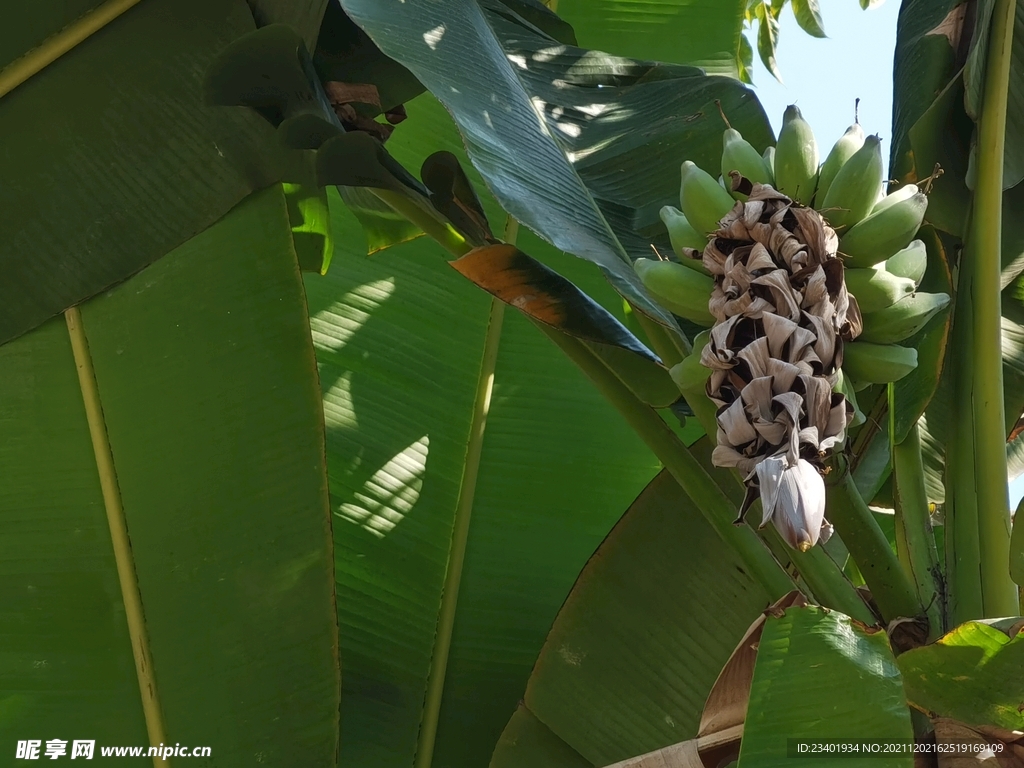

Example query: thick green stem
[672,373,875,623]
[947,274,984,623]
[635,312,691,364]
[827,471,924,622]
[967,0,1019,617]
[541,326,795,598]
[892,420,944,639]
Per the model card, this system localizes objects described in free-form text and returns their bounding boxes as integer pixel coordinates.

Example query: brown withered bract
[699,175,862,551]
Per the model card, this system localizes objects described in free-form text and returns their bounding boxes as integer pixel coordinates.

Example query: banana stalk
[951,0,1019,618]
[891,414,944,640]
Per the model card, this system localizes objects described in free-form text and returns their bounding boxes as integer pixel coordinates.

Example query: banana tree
[242,0,1020,763]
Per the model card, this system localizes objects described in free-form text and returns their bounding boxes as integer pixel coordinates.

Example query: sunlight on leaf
[336,435,431,538]
[308,277,397,353]
[324,370,357,431]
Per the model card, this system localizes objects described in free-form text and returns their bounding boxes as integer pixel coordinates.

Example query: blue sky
[744,1,901,174]
[741,1,1024,508]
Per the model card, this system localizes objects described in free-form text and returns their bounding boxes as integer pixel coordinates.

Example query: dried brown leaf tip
[700,182,860,551]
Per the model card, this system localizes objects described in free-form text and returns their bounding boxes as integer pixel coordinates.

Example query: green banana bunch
[679,160,737,235]
[821,135,883,231]
[660,206,711,275]
[843,266,916,313]
[842,341,919,384]
[634,257,715,326]
[883,240,927,285]
[763,146,776,177]
[721,128,773,200]
[816,123,865,204]
[839,187,928,268]
[775,105,819,204]
[858,292,950,344]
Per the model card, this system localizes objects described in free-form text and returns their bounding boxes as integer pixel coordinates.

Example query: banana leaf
[312,88,674,767]
[0,0,313,346]
[554,0,748,78]
[737,605,913,767]
[337,0,774,327]
[488,469,773,766]
[0,187,339,764]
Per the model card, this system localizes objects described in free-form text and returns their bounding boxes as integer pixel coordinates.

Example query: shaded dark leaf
[0,0,283,346]
[422,151,494,245]
[495,0,578,45]
[313,0,426,111]
[889,0,964,188]
[205,24,334,129]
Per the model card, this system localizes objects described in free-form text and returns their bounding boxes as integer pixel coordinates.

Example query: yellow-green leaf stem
[960,0,1019,618]
[373,189,470,258]
[414,220,515,768]
[65,307,168,767]
[0,0,143,99]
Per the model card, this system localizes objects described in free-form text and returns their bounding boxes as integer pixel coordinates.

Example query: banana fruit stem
[965,0,1018,617]
[673,379,876,624]
[827,470,924,623]
[541,327,796,599]
[891,419,944,640]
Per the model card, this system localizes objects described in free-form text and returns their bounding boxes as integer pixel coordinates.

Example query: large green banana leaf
[311,92,667,768]
[337,0,773,328]
[553,0,748,77]
[0,187,339,765]
[490,467,772,766]
[0,0,313,347]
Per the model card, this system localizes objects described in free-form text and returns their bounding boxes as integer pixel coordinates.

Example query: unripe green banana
[680,160,737,235]
[774,105,819,204]
[833,368,865,428]
[763,146,776,177]
[634,257,715,326]
[843,267,916,313]
[884,240,927,286]
[670,332,718,436]
[821,135,884,231]
[660,206,710,275]
[721,128,773,199]
[838,191,928,267]
[858,292,950,344]
[670,347,712,391]
[816,123,865,205]
[842,341,918,384]
[871,183,919,214]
